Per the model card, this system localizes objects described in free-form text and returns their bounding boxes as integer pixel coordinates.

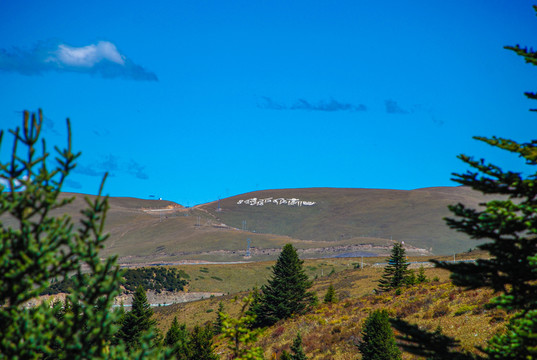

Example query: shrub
[432,303,450,318]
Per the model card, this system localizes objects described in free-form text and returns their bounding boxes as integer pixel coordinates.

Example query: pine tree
[323,284,337,304]
[251,244,315,328]
[290,333,307,360]
[165,316,189,360]
[358,309,402,360]
[118,285,157,351]
[0,110,164,359]
[377,242,410,292]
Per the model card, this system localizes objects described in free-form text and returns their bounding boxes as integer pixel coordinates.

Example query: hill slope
[199,187,490,255]
[0,187,491,264]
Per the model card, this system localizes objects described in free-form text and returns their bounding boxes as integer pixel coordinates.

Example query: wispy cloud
[0,40,158,81]
[74,164,107,177]
[385,99,409,114]
[74,154,149,180]
[258,97,367,112]
[126,160,149,180]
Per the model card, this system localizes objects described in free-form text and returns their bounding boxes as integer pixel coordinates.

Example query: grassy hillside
[200,187,491,255]
[153,255,502,359]
[0,187,490,264]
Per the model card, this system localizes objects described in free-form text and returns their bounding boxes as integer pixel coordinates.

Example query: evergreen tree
[165,316,189,360]
[323,284,337,304]
[280,350,292,360]
[187,324,218,360]
[416,266,428,283]
[220,294,264,360]
[358,310,401,360]
[118,285,157,351]
[290,333,307,360]
[405,269,417,286]
[0,110,165,359]
[251,244,315,328]
[393,8,537,358]
[377,242,411,292]
[214,301,225,335]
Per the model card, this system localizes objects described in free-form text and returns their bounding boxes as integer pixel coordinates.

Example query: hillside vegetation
[153,256,502,359]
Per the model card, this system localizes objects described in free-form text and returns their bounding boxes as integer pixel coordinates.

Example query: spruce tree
[393,7,537,358]
[280,350,292,360]
[290,333,307,360]
[214,301,225,335]
[358,309,401,360]
[0,110,165,359]
[165,316,189,360]
[251,244,315,327]
[118,285,157,351]
[377,242,410,292]
[323,284,337,304]
[187,324,218,360]
[416,266,428,283]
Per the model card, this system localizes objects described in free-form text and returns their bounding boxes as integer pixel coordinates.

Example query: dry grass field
[154,252,500,359]
[0,187,493,267]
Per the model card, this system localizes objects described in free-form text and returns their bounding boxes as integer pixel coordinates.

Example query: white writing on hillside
[237,197,316,207]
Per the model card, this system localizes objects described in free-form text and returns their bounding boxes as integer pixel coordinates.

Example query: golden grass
[154,260,503,359]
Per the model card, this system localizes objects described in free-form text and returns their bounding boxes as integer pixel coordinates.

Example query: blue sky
[1,1,536,206]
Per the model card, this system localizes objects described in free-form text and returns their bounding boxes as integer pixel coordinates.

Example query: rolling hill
[0,187,492,264]
[199,187,491,255]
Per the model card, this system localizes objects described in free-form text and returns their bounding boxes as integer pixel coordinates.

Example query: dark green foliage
[165,316,189,360]
[377,242,410,292]
[251,244,315,328]
[405,270,417,286]
[164,319,218,360]
[486,308,537,359]
[42,266,189,295]
[122,267,189,293]
[399,9,537,358]
[0,110,164,359]
[290,333,307,360]
[40,277,76,295]
[435,135,537,311]
[280,350,292,360]
[117,285,158,351]
[358,309,401,360]
[214,301,225,335]
[323,284,337,304]
[416,266,428,283]
[187,324,218,360]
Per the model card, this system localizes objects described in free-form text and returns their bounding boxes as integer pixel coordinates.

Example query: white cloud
[52,41,125,67]
[0,40,157,81]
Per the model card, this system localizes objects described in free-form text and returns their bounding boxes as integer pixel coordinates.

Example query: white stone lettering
[236,197,316,207]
